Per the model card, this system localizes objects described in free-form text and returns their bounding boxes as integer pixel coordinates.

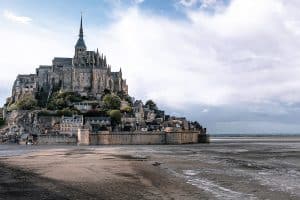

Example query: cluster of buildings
[59,99,205,136]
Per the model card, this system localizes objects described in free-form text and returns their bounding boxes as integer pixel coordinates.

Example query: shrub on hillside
[56,108,79,116]
[8,95,38,110]
[47,91,83,110]
[103,94,121,110]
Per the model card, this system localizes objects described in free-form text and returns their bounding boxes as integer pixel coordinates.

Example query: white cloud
[179,0,223,9]
[200,0,218,8]
[134,0,144,4]
[180,0,198,7]
[3,10,32,24]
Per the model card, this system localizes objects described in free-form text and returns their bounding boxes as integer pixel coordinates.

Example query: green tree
[47,91,83,110]
[124,95,133,106]
[145,100,158,110]
[47,92,66,110]
[103,94,121,110]
[109,109,122,126]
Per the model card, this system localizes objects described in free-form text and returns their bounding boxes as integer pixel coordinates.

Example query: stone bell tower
[72,15,92,95]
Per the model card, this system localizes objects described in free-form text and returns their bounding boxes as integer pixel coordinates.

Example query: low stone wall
[37,135,77,145]
[79,131,200,145]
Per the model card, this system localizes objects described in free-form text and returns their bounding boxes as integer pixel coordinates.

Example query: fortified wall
[78,130,201,145]
[37,135,77,145]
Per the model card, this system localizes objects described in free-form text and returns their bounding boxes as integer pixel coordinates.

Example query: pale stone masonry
[11,16,128,103]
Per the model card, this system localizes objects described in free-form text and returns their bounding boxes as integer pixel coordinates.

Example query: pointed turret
[104,56,107,67]
[118,68,122,78]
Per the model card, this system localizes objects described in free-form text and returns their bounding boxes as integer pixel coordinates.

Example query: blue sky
[1,0,300,134]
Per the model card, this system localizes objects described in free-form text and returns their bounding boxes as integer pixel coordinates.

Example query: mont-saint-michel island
[1,1,300,200]
[0,16,208,145]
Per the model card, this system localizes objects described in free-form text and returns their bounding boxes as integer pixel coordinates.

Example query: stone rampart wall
[166,132,199,144]
[37,135,77,145]
[82,131,199,145]
[90,132,165,145]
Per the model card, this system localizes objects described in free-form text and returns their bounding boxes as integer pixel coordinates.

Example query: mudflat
[0,146,204,200]
[0,137,300,200]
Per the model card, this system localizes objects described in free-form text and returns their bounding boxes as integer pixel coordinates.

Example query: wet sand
[0,146,205,200]
[0,137,300,200]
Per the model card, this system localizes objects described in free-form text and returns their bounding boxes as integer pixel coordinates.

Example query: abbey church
[11,16,128,103]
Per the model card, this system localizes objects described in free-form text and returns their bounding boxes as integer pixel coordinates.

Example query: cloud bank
[91,0,300,108]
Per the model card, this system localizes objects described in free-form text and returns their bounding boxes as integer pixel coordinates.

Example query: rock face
[4,110,39,136]
[0,110,67,140]
[10,16,128,105]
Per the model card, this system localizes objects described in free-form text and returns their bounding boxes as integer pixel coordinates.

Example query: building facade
[60,115,84,136]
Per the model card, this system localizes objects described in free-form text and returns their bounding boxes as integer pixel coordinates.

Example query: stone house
[85,117,111,132]
[73,101,95,112]
[133,100,145,123]
[121,115,137,131]
[60,115,84,136]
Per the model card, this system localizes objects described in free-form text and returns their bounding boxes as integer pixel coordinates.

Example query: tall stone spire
[75,14,87,52]
[79,14,84,38]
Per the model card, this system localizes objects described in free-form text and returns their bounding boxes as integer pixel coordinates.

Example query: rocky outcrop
[4,110,40,136]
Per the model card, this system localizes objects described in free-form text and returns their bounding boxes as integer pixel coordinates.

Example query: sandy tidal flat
[0,137,300,200]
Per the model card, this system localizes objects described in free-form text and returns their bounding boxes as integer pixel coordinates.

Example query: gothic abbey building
[11,17,128,103]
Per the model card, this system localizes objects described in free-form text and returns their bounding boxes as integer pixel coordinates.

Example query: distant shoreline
[210,133,300,137]
[210,135,300,143]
